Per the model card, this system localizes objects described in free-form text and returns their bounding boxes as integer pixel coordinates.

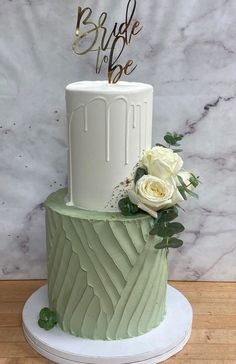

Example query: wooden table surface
[0,280,235,364]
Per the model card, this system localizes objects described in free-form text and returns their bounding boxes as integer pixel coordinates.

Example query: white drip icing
[68,97,149,166]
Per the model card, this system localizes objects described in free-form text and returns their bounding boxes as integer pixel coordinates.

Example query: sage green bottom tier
[45,189,168,340]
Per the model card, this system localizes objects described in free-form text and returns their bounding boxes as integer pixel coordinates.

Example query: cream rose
[128,175,178,217]
[142,146,183,179]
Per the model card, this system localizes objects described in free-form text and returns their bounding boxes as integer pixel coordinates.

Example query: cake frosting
[66,81,153,211]
[45,80,168,340]
[46,189,167,340]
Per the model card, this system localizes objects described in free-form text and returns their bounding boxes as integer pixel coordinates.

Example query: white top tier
[66,80,153,211]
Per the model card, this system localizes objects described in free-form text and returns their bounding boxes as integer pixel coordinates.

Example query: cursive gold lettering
[72,0,142,83]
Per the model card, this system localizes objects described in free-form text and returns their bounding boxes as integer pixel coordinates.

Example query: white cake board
[22,284,192,364]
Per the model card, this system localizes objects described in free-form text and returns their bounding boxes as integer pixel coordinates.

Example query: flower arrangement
[118,132,200,250]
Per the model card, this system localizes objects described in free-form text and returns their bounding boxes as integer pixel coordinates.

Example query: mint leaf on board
[134,167,147,185]
[118,197,139,216]
[39,307,51,321]
[38,307,57,331]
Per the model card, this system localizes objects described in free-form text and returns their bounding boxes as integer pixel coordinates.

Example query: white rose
[128,175,178,217]
[142,146,183,179]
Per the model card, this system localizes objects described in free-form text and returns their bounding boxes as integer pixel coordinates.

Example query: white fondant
[22,284,192,364]
[66,81,153,211]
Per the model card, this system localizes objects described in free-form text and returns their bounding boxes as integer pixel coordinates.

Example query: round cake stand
[22,285,192,364]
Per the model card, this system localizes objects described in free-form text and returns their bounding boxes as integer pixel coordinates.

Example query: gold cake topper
[72,0,142,84]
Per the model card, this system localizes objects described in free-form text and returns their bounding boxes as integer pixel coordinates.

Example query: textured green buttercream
[45,189,168,340]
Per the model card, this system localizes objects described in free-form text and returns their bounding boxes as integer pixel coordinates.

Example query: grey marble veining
[0,0,235,280]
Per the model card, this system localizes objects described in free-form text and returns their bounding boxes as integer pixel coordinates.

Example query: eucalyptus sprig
[157,132,184,153]
[118,196,140,216]
[150,206,184,249]
[177,174,200,200]
[38,307,57,331]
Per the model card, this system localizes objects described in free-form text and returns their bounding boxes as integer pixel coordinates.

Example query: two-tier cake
[45,80,168,340]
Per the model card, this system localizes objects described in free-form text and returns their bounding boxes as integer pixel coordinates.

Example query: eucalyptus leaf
[155,143,167,148]
[118,197,139,216]
[167,222,185,235]
[177,186,187,200]
[189,176,199,188]
[173,149,183,153]
[158,206,178,223]
[173,133,183,141]
[185,188,199,199]
[177,175,187,187]
[134,167,147,184]
[164,134,177,145]
[168,237,183,248]
[155,222,185,237]
[154,240,168,249]
[152,224,170,237]
[175,203,185,212]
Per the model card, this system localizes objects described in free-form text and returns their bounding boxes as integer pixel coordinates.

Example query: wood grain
[0,280,235,363]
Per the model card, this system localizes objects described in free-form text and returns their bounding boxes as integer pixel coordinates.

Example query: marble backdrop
[0,0,235,280]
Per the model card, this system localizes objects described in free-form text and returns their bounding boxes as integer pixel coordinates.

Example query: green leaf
[38,318,45,329]
[153,224,169,237]
[164,134,177,145]
[38,307,57,331]
[39,307,51,321]
[134,167,147,184]
[155,143,167,148]
[175,203,185,212]
[189,173,201,187]
[43,320,55,331]
[49,311,57,325]
[118,197,139,216]
[168,222,185,235]
[154,239,169,249]
[185,188,199,199]
[48,314,57,326]
[158,206,178,223]
[168,237,184,248]
[155,237,183,249]
[177,186,187,200]
[150,225,158,235]
[173,133,183,141]
[177,175,187,187]
[173,149,183,153]
[189,176,199,188]
[154,222,185,237]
